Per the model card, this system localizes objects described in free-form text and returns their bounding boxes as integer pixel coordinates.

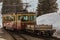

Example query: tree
[2,0,23,14]
[37,0,58,17]
[0,0,3,2]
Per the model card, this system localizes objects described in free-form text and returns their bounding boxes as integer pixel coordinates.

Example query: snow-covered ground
[36,12,60,38]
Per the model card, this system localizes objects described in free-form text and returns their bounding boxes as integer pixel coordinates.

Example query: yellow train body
[2,12,36,30]
[2,12,56,36]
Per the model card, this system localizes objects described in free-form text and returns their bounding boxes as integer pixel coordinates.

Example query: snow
[0,2,3,28]
[36,12,60,38]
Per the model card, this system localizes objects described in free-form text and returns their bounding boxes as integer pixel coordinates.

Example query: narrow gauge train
[2,12,56,36]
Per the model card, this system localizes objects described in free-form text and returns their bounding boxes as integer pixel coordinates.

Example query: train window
[5,16,15,21]
[18,16,21,20]
[30,16,35,21]
[22,15,29,21]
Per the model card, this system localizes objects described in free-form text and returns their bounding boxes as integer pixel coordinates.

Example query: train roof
[2,10,35,14]
[17,12,35,14]
[2,12,36,15]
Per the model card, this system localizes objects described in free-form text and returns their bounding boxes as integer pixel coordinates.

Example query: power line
[0,3,29,6]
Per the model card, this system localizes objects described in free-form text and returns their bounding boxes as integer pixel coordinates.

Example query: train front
[2,14,16,30]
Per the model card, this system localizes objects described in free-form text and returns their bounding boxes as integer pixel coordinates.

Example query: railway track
[3,29,60,40]
[4,29,27,40]
[20,31,60,40]
[43,36,60,40]
[21,34,60,40]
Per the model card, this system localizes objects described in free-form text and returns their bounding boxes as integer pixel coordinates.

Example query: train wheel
[45,31,53,37]
[34,30,39,35]
[38,32,42,36]
[3,26,6,29]
[40,31,49,37]
[48,32,53,37]
[46,33,49,37]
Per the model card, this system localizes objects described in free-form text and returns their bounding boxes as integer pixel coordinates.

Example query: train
[2,12,56,36]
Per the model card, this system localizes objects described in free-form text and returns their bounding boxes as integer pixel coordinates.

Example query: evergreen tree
[0,0,3,2]
[37,0,58,17]
[2,0,23,14]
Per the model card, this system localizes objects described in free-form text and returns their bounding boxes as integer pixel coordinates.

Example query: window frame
[29,15,35,21]
[22,15,29,21]
[5,15,15,21]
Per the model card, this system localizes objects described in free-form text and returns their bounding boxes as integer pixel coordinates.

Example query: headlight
[7,23,10,25]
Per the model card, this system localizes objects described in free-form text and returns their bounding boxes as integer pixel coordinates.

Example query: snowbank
[36,12,60,38]
[0,2,3,28]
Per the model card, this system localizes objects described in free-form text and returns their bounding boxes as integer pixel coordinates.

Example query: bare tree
[37,0,58,17]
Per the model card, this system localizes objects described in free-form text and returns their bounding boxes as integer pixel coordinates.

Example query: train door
[26,15,36,30]
[17,15,22,30]
[17,14,29,30]
[21,15,29,30]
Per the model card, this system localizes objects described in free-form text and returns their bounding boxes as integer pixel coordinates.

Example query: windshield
[18,15,36,21]
[5,16,15,21]
[22,15,29,21]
